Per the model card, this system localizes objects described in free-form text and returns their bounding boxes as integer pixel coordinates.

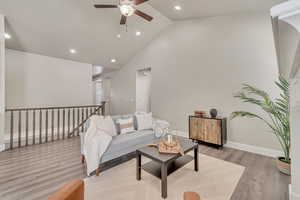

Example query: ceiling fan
[94,0,153,25]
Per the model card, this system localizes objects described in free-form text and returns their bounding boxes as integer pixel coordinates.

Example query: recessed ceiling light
[69,49,77,54]
[174,5,182,11]
[4,33,11,39]
[117,34,121,38]
[135,31,141,36]
[111,58,116,63]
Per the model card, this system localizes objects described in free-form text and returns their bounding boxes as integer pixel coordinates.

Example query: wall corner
[0,14,5,149]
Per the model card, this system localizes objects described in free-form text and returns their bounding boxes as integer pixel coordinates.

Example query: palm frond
[231,76,290,161]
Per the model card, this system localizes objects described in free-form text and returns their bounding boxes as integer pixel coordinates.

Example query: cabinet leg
[194,146,198,172]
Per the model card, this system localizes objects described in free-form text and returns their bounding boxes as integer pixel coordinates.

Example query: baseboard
[173,130,188,138]
[291,192,300,200]
[0,143,5,152]
[290,185,300,200]
[290,185,292,200]
[225,141,282,158]
[173,130,282,158]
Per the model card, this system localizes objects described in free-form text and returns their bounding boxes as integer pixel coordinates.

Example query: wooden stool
[183,192,201,200]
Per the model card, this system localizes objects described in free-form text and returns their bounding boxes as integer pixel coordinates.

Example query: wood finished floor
[0,137,290,200]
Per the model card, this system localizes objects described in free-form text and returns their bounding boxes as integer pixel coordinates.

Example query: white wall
[291,75,300,200]
[0,15,5,151]
[111,12,282,150]
[5,49,93,108]
[136,69,151,112]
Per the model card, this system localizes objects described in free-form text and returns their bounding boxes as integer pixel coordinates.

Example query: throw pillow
[135,112,153,131]
[117,117,135,134]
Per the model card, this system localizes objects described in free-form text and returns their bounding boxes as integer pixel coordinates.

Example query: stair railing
[4,102,105,150]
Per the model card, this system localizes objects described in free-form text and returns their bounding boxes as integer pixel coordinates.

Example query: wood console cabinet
[189,116,227,146]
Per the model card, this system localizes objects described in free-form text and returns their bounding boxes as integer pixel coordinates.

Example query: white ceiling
[0,0,171,68]
[149,0,285,20]
[0,0,285,68]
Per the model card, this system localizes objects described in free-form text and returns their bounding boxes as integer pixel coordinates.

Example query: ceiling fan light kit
[119,1,135,16]
[94,0,153,25]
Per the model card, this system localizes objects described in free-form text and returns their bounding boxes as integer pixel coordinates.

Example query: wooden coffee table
[136,136,198,199]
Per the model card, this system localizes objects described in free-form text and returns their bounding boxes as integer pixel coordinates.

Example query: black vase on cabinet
[210,109,218,118]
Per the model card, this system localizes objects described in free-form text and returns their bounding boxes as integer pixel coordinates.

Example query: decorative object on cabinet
[209,108,218,118]
[194,110,206,117]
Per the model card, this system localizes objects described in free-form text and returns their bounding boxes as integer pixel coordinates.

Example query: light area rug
[84,153,245,200]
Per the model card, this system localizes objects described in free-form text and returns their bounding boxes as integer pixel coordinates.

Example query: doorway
[94,78,112,115]
[136,68,151,113]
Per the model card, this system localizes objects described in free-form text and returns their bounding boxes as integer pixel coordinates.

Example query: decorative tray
[149,139,184,156]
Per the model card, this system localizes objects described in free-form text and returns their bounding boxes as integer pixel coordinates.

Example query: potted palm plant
[231,76,290,175]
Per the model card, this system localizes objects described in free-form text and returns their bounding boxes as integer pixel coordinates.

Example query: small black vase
[210,109,218,118]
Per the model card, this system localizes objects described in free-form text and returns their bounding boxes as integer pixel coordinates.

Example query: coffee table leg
[194,146,199,172]
[161,163,167,199]
[136,153,141,181]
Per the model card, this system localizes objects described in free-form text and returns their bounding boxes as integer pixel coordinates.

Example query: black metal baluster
[18,111,21,148]
[102,103,105,116]
[68,109,70,138]
[57,109,60,140]
[51,109,54,142]
[81,108,84,132]
[25,110,29,146]
[39,109,42,144]
[77,108,80,136]
[33,110,36,145]
[86,108,89,119]
[72,108,75,137]
[63,109,65,139]
[10,111,14,150]
[45,109,48,143]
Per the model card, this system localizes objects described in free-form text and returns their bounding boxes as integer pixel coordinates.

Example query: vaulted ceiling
[0,0,284,69]
[149,0,284,20]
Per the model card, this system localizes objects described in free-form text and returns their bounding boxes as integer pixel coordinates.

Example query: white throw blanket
[84,116,113,176]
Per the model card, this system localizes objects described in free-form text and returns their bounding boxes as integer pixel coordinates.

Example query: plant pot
[276,157,291,175]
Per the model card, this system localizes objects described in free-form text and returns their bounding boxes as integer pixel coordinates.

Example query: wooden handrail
[5,104,103,112]
[4,102,106,150]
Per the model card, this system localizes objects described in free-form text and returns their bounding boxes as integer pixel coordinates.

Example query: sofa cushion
[104,130,155,155]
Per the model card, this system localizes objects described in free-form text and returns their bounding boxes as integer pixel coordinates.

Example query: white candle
[168,135,172,143]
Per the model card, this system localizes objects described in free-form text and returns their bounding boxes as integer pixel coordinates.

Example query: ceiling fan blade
[94,5,118,8]
[134,10,153,22]
[120,15,127,25]
[133,0,149,5]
